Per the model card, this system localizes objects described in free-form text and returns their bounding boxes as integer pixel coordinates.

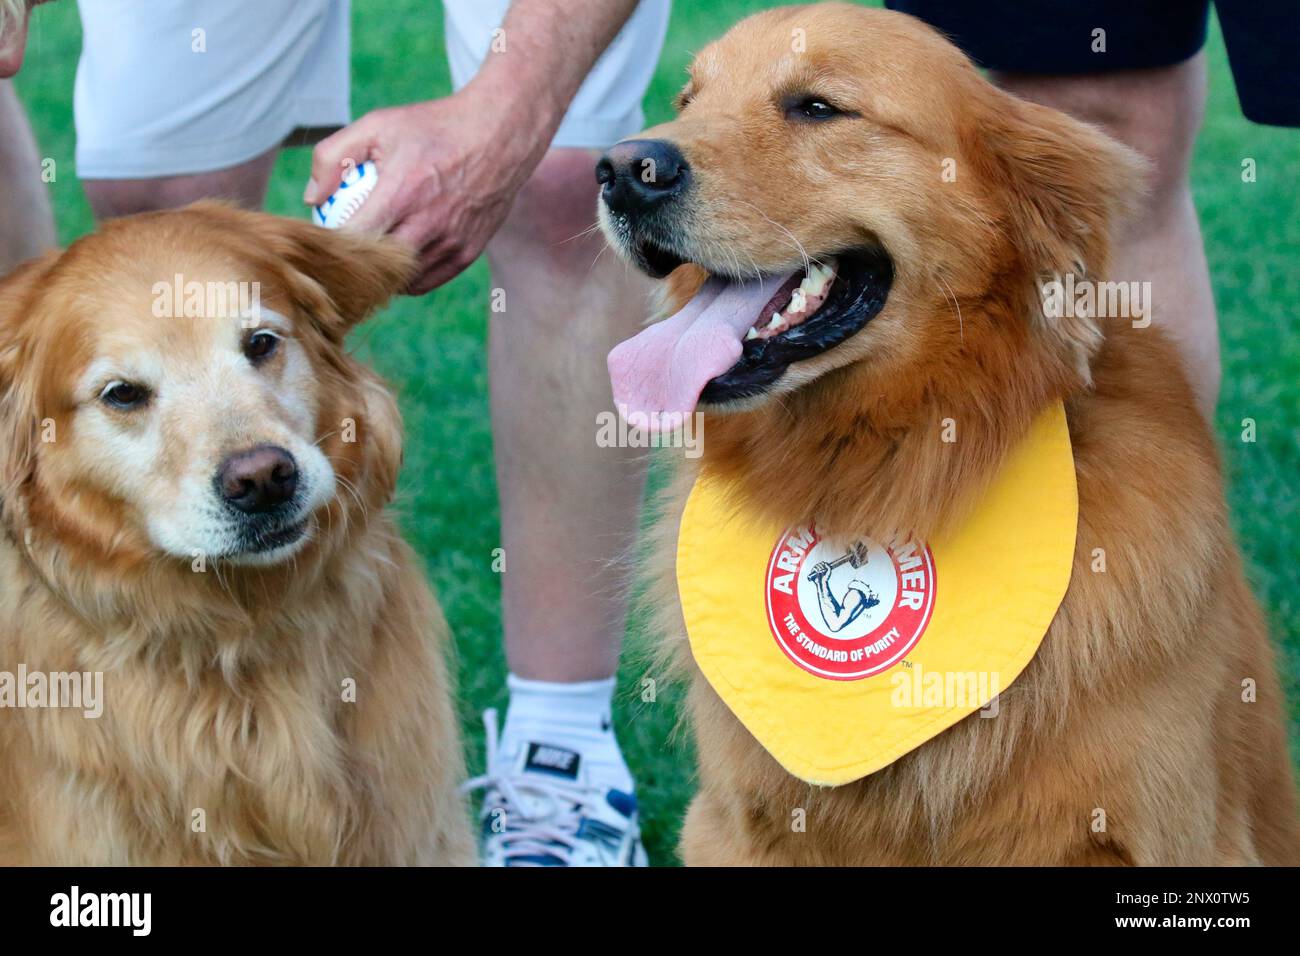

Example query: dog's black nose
[596,139,689,216]
[217,445,298,514]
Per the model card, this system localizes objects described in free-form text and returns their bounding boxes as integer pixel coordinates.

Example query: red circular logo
[764,526,936,680]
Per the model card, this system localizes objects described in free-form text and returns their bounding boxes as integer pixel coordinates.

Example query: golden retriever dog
[597,4,1299,865]
[0,203,473,865]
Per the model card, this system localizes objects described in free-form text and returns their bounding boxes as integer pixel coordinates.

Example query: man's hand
[304,92,527,295]
[301,0,638,297]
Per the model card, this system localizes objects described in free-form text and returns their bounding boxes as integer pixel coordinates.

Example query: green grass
[14,0,1297,865]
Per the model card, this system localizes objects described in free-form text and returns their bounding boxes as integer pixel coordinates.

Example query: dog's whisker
[558,220,604,245]
[327,470,369,525]
[731,198,812,275]
[937,275,964,345]
[585,237,618,279]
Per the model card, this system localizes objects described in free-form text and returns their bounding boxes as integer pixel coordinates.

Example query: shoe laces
[460,708,610,866]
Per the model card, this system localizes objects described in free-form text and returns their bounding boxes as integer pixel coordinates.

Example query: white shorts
[444,0,669,149]
[74,0,671,180]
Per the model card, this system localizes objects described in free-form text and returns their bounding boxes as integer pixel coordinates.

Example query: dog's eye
[100,381,149,410]
[785,96,848,122]
[244,330,280,364]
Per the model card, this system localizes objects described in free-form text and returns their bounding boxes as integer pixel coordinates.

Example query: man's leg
[993,54,1219,418]
[447,0,668,866]
[0,79,55,272]
[479,147,652,861]
[488,150,650,684]
[487,147,651,675]
[82,148,279,220]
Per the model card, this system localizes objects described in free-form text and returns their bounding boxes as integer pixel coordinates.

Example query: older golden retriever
[0,203,473,864]
[598,4,1298,865]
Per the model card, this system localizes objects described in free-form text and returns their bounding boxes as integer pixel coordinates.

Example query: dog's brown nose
[597,139,689,216]
[216,445,298,514]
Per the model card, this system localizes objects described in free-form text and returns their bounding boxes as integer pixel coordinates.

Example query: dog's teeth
[789,289,807,314]
[804,263,832,296]
[745,326,759,340]
[766,313,784,331]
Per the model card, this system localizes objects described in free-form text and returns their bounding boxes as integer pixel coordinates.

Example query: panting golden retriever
[598,4,1299,864]
[0,203,473,865]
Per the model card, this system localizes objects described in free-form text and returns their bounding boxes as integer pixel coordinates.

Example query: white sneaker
[461,709,648,867]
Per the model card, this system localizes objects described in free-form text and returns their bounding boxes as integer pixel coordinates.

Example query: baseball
[312,160,378,229]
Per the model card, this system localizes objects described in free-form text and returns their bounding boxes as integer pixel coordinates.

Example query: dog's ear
[183,202,417,342]
[258,214,418,342]
[0,255,55,516]
[975,92,1147,382]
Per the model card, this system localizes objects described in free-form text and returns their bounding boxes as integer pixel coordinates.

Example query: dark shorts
[884,0,1299,126]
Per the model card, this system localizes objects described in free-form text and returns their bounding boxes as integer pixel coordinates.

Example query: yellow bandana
[677,402,1077,786]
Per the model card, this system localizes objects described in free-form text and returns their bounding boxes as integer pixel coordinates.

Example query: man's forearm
[463,0,641,164]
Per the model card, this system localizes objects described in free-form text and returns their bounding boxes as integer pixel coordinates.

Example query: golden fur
[0,203,473,864]
[618,5,1299,865]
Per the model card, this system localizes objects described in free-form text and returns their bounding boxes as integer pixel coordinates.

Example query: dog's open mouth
[703,249,893,404]
[633,238,687,279]
[608,246,893,426]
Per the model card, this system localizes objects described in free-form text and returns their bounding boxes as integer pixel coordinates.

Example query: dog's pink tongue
[608,274,792,430]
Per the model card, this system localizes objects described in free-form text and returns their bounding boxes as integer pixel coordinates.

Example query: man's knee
[494,148,606,267]
[82,148,278,219]
[993,54,1206,211]
[82,180,176,219]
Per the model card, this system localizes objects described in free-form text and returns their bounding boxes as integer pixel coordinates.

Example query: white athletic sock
[498,673,635,795]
